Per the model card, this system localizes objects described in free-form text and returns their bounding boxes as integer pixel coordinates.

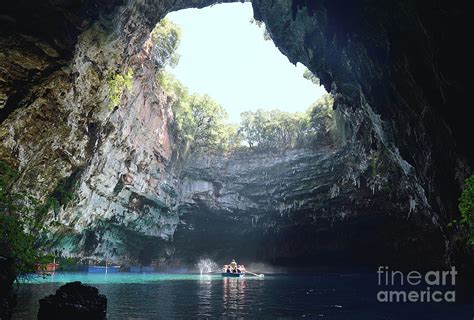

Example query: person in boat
[240,264,246,273]
[230,259,237,271]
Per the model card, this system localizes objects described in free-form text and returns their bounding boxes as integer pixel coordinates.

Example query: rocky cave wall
[0,0,472,270]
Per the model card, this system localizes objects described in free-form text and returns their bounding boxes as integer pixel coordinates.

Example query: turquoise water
[12,272,474,319]
[24,272,232,284]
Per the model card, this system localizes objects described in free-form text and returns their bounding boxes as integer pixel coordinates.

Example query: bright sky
[165,2,326,124]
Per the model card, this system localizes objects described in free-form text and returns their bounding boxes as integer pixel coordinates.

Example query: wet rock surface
[38,281,107,320]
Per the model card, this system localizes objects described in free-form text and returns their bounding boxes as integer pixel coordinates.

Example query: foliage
[450,175,474,244]
[60,256,79,266]
[108,68,133,110]
[0,215,38,277]
[157,71,240,151]
[239,94,335,150]
[239,109,312,149]
[0,161,50,278]
[308,94,335,142]
[187,94,231,149]
[151,18,334,151]
[47,179,75,217]
[151,18,181,68]
[157,69,188,99]
[36,253,55,265]
[218,123,243,152]
[303,68,320,85]
[57,256,81,271]
[158,70,335,151]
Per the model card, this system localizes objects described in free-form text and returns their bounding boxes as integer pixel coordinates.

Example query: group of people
[223,259,246,274]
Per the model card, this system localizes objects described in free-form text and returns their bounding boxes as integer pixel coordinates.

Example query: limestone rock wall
[0,1,186,263]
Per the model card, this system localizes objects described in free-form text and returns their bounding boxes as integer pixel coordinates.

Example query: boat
[36,263,59,275]
[221,260,247,277]
[221,272,245,278]
[87,265,120,273]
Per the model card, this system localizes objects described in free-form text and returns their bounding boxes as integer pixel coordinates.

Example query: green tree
[309,94,335,142]
[458,175,474,244]
[239,110,259,148]
[0,161,49,278]
[217,123,243,151]
[151,18,182,68]
[157,69,188,99]
[157,71,237,151]
[157,70,335,152]
[188,94,229,149]
[107,68,133,110]
[238,101,332,150]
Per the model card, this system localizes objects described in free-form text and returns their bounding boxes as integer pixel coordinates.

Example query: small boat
[221,272,245,278]
[221,261,247,277]
[36,263,59,275]
[87,265,120,273]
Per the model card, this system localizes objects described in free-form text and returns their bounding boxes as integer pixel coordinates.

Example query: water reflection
[197,275,213,317]
[222,277,247,316]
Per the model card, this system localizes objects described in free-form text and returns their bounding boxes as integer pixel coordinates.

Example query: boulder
[37,281,106,320]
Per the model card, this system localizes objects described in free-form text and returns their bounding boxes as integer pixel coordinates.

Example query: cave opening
[163,2,327,123]
[0,0,449,271]
[108,0,455,271]
[150,2,335,154]
[0,0,471,291]
[133,3,356,268]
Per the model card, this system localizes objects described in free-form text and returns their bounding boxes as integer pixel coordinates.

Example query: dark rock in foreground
[0,256,16,320]
[38,281,107,320]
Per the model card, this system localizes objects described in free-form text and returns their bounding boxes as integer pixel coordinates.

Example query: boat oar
[246,271,264,277]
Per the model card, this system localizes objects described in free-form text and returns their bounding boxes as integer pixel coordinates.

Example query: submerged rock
[38,281,107,320]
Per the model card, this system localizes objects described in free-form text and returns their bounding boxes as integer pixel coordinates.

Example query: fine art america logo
[377,266,457,303]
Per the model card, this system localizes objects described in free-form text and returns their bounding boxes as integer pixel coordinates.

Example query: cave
[1,0,473,318]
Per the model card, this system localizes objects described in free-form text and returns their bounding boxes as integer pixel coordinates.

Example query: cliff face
[0,1,186,263]
[173,109,445,268]
[0,0,472,270]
